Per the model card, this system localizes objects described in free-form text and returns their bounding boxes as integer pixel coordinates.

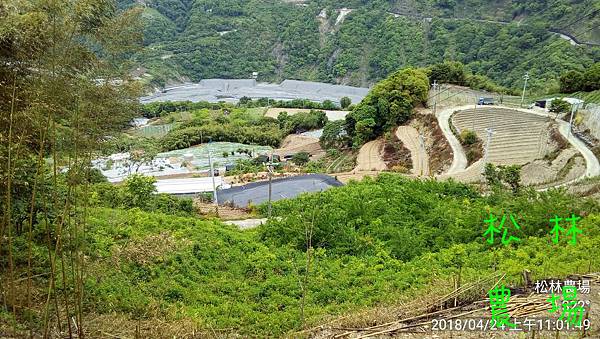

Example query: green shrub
[460,130,477,145]
[291,152,310,166]
[345,67,429,147]
[340,97,352,109]
[549,98,571,116]
[91,175,195,216]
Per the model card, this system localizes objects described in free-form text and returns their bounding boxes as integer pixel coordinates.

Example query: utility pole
[266,151,276,218]
[432,80,438,114]
[473,95,477,131]
[208,148,219,216]
[568,101,580,136]
[482,127,494,173]
[419,132,426,177]
[520,72,530,108]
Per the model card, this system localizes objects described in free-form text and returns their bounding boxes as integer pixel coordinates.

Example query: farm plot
[451,108,553,166]
[132,123,174,138]
[273,134,325,159]
[265,108,349,121]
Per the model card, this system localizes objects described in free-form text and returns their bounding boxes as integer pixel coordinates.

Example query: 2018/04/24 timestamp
[431,318,591,331]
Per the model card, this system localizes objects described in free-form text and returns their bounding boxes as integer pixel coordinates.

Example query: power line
[520,0,563,23]
[557,8,600,31]
[573,25,598,38]
[433,87,472,104]
[494,8,599,74]
[427,6,598,107]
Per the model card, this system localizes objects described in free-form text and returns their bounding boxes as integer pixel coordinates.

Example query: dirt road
[436,105,470,175]
[396,126,429,176]
[437,105,599,186]
[273,134,325,159]
[354,139,387,172]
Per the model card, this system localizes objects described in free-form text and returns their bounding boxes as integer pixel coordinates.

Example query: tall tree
[0,0,142,334]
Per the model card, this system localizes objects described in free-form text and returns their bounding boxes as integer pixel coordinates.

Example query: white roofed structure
[154,177,231,195]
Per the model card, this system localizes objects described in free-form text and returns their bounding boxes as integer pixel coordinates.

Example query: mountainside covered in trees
[121,0,600,92]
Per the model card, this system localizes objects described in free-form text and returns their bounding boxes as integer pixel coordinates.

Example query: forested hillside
[4,0,600,336]
[122,0,600,91]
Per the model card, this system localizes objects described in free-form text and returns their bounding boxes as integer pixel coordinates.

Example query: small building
[535,97,584,111]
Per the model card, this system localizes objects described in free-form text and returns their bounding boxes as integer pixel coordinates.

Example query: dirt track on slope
[273,134,325,159]
[396,126,429,176]
[436,105,470,175]
[354,139,387,172]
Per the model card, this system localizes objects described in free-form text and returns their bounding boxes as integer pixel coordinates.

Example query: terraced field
[452,108,553,166]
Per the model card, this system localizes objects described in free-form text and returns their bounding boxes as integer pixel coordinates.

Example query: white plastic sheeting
[93,142,273,183]
[155,177,231,195]
[131,117,150,127]
[141,79,369,105]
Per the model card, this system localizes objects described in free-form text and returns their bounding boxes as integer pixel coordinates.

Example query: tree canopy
[345,67,429,146]
[120,0,599,92]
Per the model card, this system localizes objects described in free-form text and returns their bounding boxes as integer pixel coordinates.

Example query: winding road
[436,105,600,184]
[436,105,470,175]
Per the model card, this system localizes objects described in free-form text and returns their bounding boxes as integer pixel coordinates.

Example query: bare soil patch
[195,200,253,220]
[354,139,387,172]
[413,112,453,175]
[383,128,413,174]
[111,232,181,267]
[274,134,325,159]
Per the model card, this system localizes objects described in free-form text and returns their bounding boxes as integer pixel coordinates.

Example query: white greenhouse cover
[154,177,231,195]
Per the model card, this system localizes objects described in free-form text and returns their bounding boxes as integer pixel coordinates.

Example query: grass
[4,176,600,337]
[80,207,600,336]
[245,106,268,117]
[132,123,175,138]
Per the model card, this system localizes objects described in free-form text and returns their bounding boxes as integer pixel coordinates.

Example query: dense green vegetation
[345,67,429,146]
[262,174,597,261]
[142,98,344,119]
[427,61,510,93]
[277,110,328,134]
[246,97,342,111]
[7,174,599,336]
[123,0,599,92]
[559,62,600,93]
[92,174,195,216]
[157,104,328,150]
[0,0,146,335]
[3,0,600,336]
